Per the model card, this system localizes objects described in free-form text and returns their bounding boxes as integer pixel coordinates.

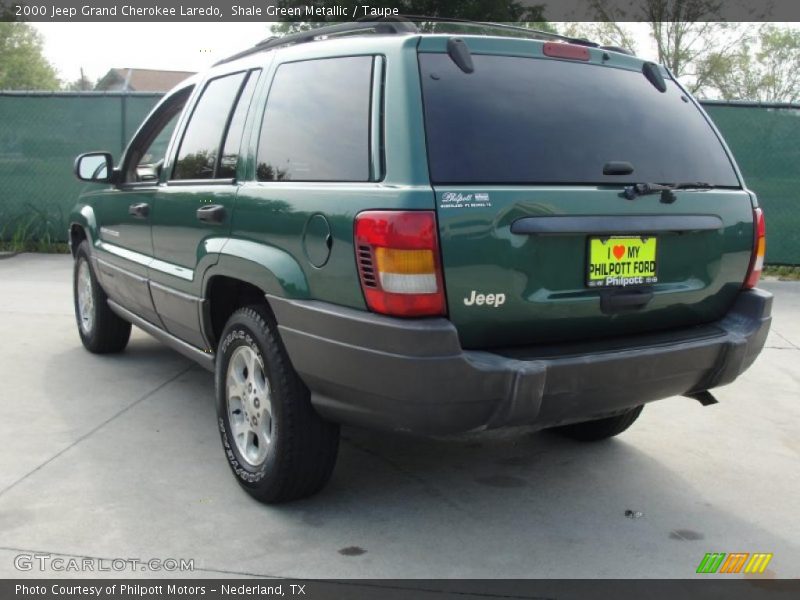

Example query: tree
[649,20,751,94]
[63,68,95,92]
[701,25,800,103]
[0,23,59,91]
[256,162,291,181]
[559,22,639,54]
[580,0,758,96]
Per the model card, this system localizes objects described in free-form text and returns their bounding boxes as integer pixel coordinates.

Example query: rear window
[419,53,740,187]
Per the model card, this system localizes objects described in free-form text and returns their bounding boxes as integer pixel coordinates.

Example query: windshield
[418,53,740,187]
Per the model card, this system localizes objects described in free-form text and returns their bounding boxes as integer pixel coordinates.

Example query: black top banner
[1,0,799,23]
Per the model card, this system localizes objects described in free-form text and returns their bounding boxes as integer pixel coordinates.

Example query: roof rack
[215,20,418,65]
[599,44,635,56]
[394,15,598,47]
[215,16,599,66]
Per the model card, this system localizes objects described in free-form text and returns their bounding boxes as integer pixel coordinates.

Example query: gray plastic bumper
[268,290,772,435]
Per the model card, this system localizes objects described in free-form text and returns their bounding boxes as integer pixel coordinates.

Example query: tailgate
[418,39,754,348]
[434,186,753,347]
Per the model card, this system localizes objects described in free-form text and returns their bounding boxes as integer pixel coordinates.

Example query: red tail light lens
[744,207,766,289]
[354,211,446,317]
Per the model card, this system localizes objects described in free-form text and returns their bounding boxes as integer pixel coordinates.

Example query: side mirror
[74,152,114,183]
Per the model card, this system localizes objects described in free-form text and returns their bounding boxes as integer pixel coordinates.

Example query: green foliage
[559,22,638,53]
[256,163,291,181]
[173,150,215,179]
[763,265,800,280]
[701,25,800,103]
[650,21,751,95]
[562,13,800,103]
[0,23,59,91]
[0,201,68,253]
[577,1,757,96]
[63,72,95,92]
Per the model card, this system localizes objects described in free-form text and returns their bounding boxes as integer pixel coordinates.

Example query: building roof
[95,68,196,92]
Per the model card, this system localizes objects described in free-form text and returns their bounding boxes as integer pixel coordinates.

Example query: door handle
[128,202,149,218]
[196,204,226,224]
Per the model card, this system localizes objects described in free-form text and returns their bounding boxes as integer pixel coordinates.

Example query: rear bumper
[268,289,772,435]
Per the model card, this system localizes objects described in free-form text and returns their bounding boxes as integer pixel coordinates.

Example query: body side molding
[107,300,215,371]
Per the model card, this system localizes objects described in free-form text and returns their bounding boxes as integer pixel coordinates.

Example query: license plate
[587,236,658,288]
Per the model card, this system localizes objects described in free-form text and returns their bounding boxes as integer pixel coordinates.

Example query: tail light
[354,211,446,317]
[743,207,766,289]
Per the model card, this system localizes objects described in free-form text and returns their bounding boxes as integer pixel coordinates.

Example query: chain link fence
[702,101,800,265]
[0,93,798,263]
[0,92,160,247]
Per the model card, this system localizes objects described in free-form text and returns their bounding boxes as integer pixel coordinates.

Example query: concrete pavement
[0,254,798,579]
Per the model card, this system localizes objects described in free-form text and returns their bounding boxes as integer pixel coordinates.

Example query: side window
[218,70,261,179]
[257,56,373,182]
[125,86,192,183]
[172,71,246,180]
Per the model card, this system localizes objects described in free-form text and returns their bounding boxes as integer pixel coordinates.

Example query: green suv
[69,21,771,503]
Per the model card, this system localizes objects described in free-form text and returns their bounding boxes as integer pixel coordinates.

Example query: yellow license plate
[587,236,658,288]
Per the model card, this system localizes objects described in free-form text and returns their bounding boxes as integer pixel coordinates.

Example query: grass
[0,202,70,254]
[763,265,800,281]
[0,239,69,254]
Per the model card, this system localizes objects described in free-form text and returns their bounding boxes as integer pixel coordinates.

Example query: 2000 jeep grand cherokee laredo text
[69,20,771,503]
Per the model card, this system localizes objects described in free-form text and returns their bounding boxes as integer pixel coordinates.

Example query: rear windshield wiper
[623,182,714,202]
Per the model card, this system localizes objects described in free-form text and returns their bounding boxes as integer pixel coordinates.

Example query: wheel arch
[200,244,310,349]
[68,205,98,256]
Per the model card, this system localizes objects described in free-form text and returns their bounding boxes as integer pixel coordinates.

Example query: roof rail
[393,15,599,47]
[215,20,419,66]
[215,16,600,67]
[599,45,635,56]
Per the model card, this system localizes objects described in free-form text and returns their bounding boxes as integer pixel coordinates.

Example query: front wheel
[550,405,643,442]
[73,240,131,354]
[215,305,340,503]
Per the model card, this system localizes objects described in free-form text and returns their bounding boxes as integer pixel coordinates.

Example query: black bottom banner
[4,579,800,600]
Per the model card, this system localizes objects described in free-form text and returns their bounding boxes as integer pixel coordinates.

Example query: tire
[215,305,340,503]
[550,405,643,442]
[73,240,132,354]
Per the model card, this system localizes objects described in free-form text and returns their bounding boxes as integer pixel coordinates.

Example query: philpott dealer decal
[440,192,492,209]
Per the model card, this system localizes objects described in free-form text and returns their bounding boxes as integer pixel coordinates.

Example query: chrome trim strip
[96,241,151,269]
[95,257,147,283]
[370,55,385,181]
[148,257,194,281]
[149,280,203,303]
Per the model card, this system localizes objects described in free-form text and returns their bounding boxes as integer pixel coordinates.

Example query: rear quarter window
[419,53,740,187]
[256,56,373,182]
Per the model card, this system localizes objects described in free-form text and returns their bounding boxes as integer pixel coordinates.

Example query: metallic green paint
[230,183,433,309]
[70,33,758,356]
[435,187,755,347]
[207,238,310,299]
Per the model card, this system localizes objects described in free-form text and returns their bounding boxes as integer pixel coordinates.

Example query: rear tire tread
[217,305,339,503]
